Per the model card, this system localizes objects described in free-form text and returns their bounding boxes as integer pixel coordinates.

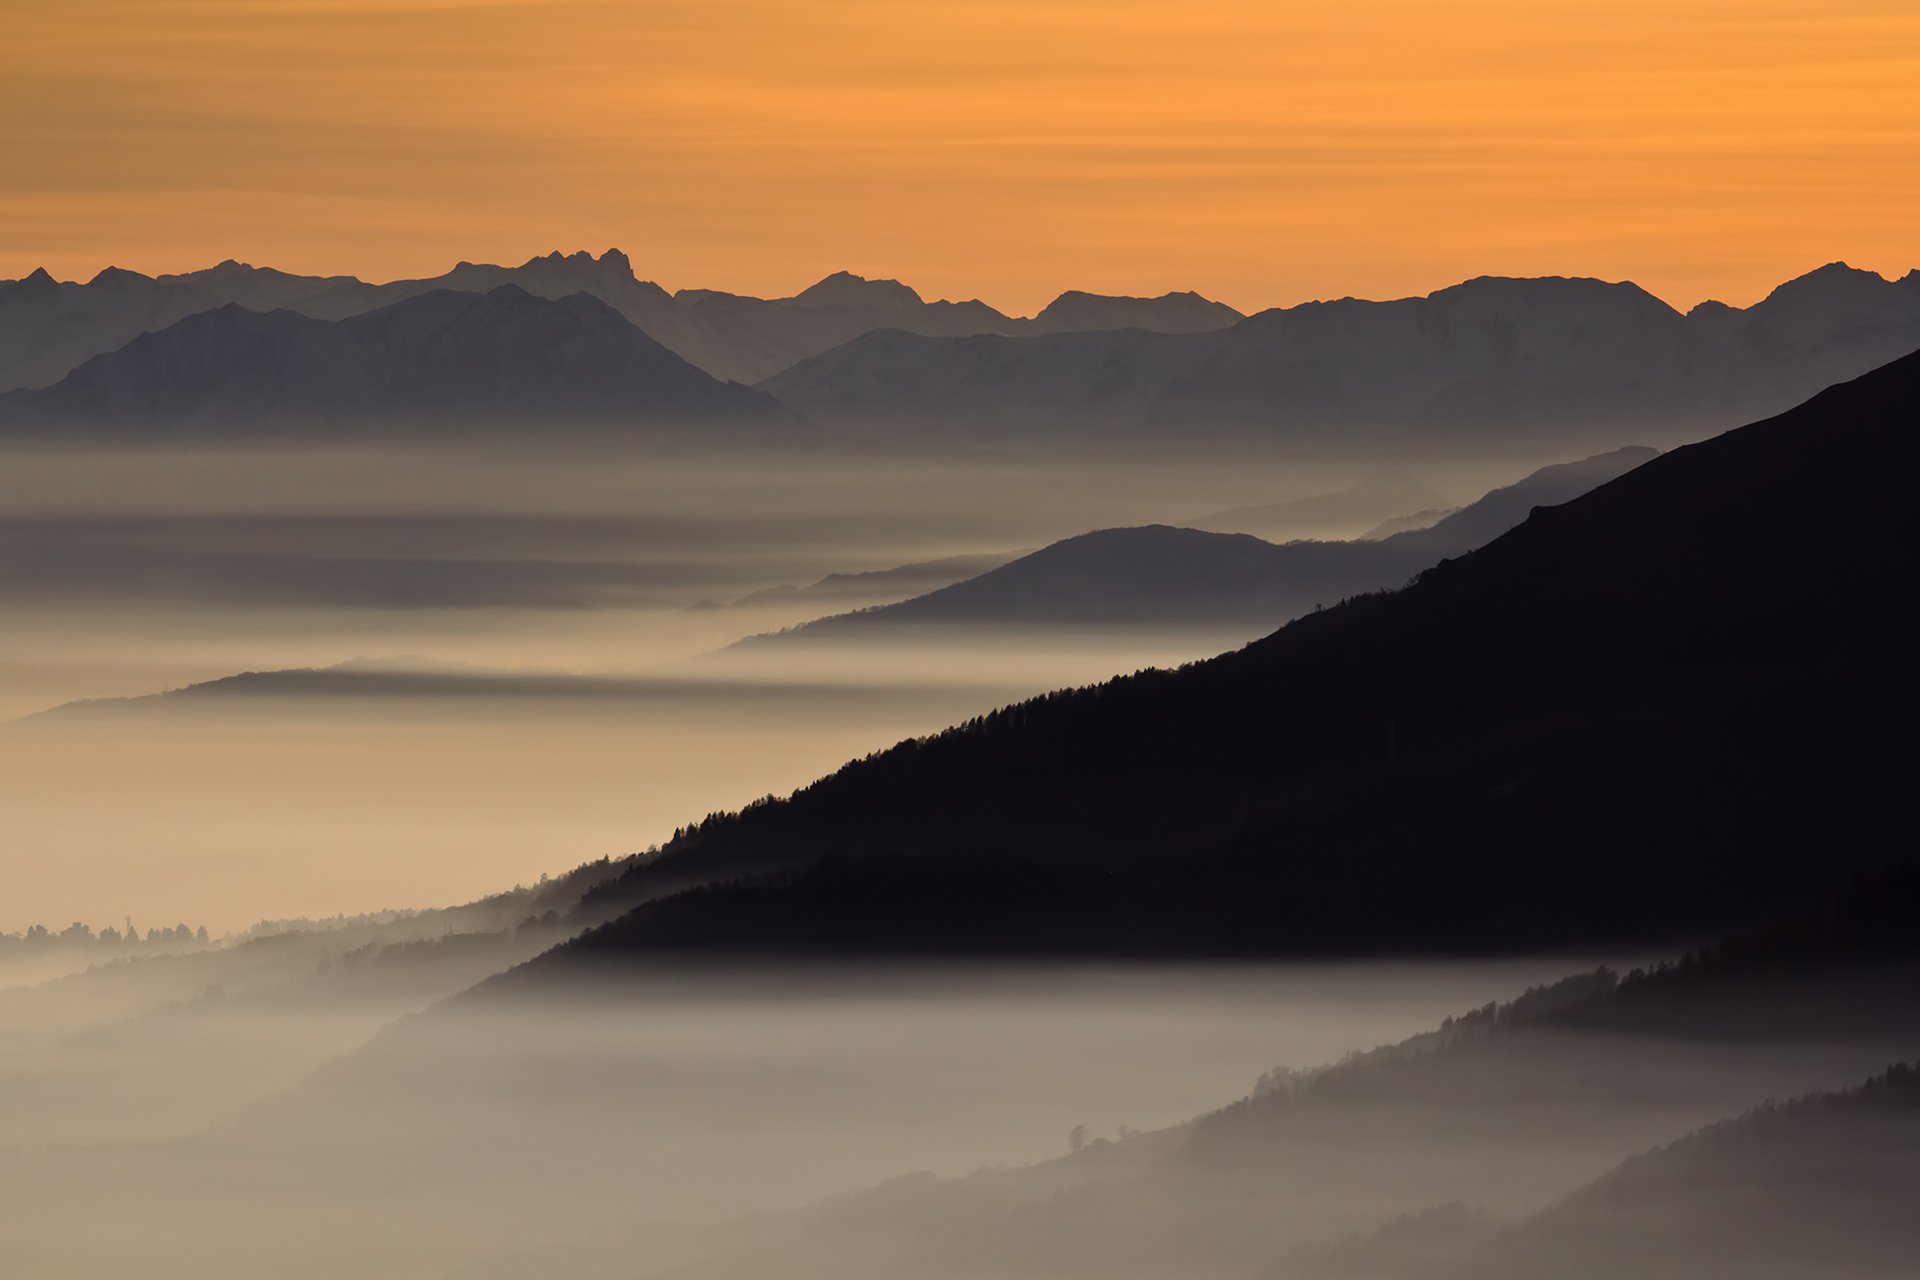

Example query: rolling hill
[1437,1064,1920,1280]
[731,447,1656,647]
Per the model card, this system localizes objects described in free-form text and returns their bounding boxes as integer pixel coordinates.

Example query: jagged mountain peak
[518,248,638,281]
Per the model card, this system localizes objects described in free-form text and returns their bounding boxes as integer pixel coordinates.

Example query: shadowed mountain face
[762,266,1920,454]
[1437,1064,1920,1280]
[0,251,1246,392]
[535,350,1916,959]
[0,286,789,437]
[735,447,1655,646]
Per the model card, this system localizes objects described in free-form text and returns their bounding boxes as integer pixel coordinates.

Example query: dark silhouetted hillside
[551,348,1917,957]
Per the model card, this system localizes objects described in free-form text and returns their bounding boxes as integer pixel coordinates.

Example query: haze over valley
[5,1,1918,1275]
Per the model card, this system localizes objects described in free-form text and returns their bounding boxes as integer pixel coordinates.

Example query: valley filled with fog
[1,246,1916,1280]
[0,443,1543,932]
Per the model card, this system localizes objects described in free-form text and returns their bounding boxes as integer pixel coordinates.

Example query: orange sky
[4,0,1917,314]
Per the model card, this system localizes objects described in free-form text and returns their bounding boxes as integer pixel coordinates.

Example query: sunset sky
[5,0,1917,314]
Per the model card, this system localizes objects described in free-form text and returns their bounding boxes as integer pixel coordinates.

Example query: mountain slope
[732,447,1655,647]
[550,348,1917,956]
[1441,1064,1920,1280]
[0,286,789,437]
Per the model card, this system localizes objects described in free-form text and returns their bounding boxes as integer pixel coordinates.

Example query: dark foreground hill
[541,347,1918,959]
[732,447,1656,648]
[0,286,790,438]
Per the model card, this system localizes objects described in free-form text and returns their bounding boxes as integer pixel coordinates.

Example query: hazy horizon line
[9,248,1917,321]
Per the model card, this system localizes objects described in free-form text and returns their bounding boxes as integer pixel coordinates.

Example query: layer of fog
[0,954,1908,1280]
[0,443,1573,933]
[0,959,1635,1275]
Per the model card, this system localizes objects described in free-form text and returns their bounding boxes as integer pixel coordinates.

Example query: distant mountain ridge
[763,264,1920,453]
[1030,288,1244,335]
[11,256,1918,457]
[733,447,1657,646]
[21,658,1004,721]
[0,286,789,437]
[0,250,1246,392]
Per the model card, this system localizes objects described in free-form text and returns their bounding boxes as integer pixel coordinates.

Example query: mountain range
[763,264,1920,453]
[0,285,788,437]
[733,447,1657,647]
[3,255,1916,456]
[0,249,1245,393]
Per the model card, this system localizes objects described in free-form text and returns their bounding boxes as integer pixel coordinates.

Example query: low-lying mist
[3,950,1910,1280]
[0,441,1547,932]
[9,433,1900,1280]
[0,957,1674,1279]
